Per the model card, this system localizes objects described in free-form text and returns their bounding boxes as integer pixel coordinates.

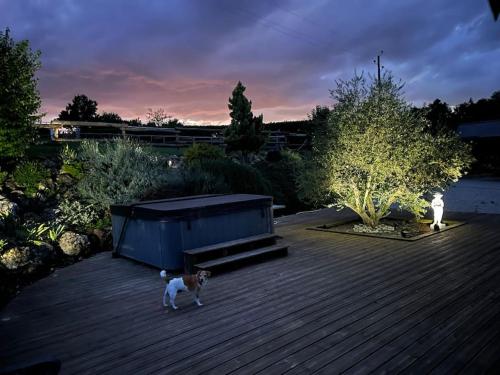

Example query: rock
[32,242,55,263]
[87,229,113,252]
[352,223,395,234]
[0,247,30,270]
[0,194,18,219]
[40,208,57,222]
[59,231,90,256]
[23,211,42,225]
[42,159,58,170]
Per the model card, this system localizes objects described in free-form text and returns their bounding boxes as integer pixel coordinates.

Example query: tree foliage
[224,81,266,160]
[0,28,41,159]
[414,99,454,135]
[96,112,123,123]
[454,92,500,123]
[299,73,473,227]
[146,108,170,127]
[145,108,182,127]
[58,94,98,121]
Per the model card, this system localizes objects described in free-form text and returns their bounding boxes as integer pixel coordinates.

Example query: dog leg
[194,290,203,306]
[169,289,178,310]
[162,286,169,307]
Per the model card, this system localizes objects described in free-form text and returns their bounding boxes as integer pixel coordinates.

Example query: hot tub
[110,194,274,270]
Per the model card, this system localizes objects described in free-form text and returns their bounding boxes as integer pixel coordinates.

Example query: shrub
[77,138,171,210]
[257,150,305,210]
[60,164,84,180]
[0,168,7,186]
[181,159,272,196]
[25,223,49,246]
[13,161,50,197]
[47,224,65,243]
[59,144,84,180]
[60,144,77,164]
[184,143,225,166]
[179,166,230,196]
[92,215,112,230]
[55,199,100,231]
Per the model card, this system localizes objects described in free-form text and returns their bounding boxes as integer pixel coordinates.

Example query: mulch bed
[308,217,466,241]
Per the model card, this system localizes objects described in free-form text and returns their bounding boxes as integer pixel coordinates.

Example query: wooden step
[183,233,278,273]
[184,233,277,256]
[193,244,288,273]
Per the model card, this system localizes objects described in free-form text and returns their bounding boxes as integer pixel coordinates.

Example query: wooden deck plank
[197,250,500,375]
[125,223,500,374]
[79,222,490,374]
[0,209,499,374]
[0,220,494,370]
[341,284,500,374]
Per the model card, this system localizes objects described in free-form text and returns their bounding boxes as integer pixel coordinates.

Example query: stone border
[307,218,466,241]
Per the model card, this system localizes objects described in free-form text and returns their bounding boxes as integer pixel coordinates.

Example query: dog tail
[160,270,171,283]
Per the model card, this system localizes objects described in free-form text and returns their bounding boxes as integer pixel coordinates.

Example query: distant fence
[36,121,309,151]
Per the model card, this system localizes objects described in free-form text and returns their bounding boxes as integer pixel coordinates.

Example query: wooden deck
[1,208,500,374]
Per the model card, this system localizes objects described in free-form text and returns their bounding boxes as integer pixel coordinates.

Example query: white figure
[430,193,445,229]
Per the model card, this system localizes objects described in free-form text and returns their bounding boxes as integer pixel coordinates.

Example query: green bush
[13,161,50,197]
[55,199,100,231]
[181,159,272,196]
[59,144,84,180]
[77,138,172,210]
[184,143,225,166]
[93,215,112,230]
[180,166,229,195]
[257,150,306,210]
[0,168,7,186]
[47,224,65,243]
[60,144,78,164]
[60,163,84,180]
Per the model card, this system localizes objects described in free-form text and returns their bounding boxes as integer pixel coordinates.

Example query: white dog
[160,270,211,310]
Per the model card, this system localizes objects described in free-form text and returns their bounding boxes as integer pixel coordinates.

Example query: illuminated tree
[300,73,473,228]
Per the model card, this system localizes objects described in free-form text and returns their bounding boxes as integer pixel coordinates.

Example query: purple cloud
[1,0,498,123]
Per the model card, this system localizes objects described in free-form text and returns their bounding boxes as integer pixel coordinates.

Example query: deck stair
[183,233,288,273]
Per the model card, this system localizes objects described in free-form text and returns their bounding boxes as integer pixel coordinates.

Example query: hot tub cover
[110,194,272,219]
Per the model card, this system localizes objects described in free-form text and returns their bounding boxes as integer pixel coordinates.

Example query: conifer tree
[224,81,265,162]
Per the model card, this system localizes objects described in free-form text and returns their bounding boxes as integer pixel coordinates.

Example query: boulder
[0,194,18,219]
[32,242,55,263]
[0,247,30,270]
[59,231,90,256]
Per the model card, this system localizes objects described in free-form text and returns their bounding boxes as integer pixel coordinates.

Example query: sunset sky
[1,0,499,124]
